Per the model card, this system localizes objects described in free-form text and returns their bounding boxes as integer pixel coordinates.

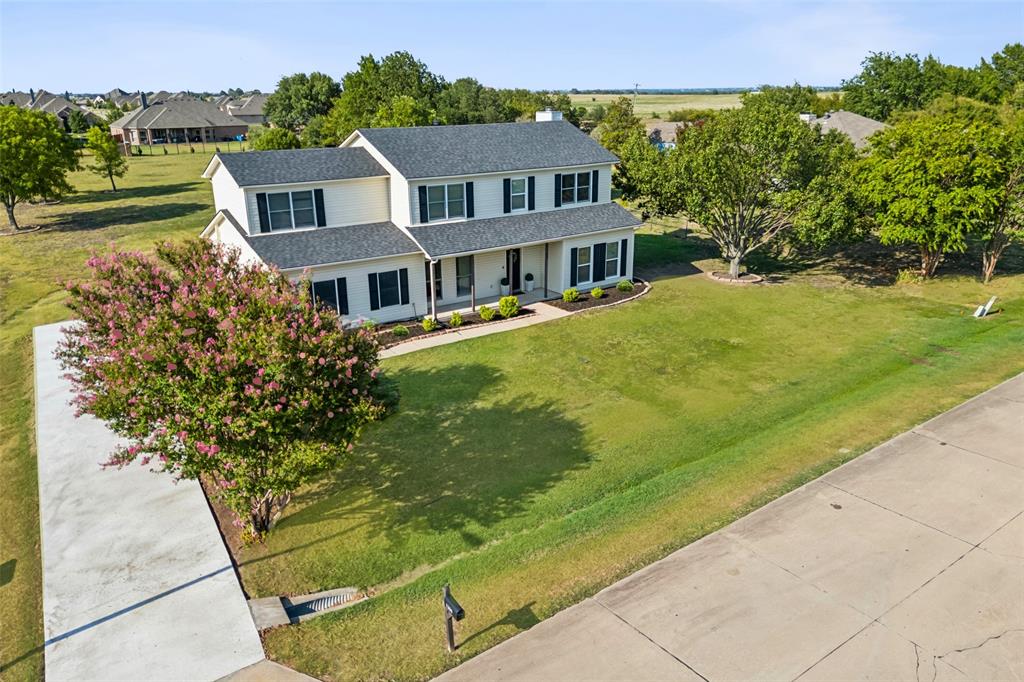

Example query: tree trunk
[729,256,741,279]
[109,172,117,192]
[4,202,18,230]
[982,247,1005,284]
[920,248,942,278]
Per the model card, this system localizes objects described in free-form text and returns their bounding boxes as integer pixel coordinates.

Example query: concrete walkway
[34,323,266,681]
[380,302,570,359]
[439,374,1024,681]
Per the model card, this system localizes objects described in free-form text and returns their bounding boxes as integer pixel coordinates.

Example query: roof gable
[352,120,618,179]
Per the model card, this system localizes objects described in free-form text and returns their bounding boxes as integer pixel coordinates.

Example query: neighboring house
[201,114,641,324]
[223,93,269,124]
[110,99,248,144]
[2,89,98,126]
[803,110,887,150]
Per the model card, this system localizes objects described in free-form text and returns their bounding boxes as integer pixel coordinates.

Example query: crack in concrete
[937,628,1024,659]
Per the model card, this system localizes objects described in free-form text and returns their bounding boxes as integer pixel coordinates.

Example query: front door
[506,248,522,293]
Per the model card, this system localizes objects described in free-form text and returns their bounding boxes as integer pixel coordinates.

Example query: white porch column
[543,243,549,297]
[470,254,476,311]
[429,259,437,320]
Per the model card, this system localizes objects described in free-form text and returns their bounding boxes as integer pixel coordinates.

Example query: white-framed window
[561,172,591,205]
[267,190,315,230]
[510,177,527,211]
[577,246,592,284]
[374,270,402,308]
[426,183,465,221]
[424,261,442,301]
[605,240,619,279]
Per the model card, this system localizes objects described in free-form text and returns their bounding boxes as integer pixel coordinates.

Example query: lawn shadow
[61,182,201,205]
[635,228,717,281]
[276,364,592,547]
[44,202,208,232]
[460,601,540,648]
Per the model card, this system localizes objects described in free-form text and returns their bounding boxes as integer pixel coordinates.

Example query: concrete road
[34,323,266,681]
[438,374,1024,681]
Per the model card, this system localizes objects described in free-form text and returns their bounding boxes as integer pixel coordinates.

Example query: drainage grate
[285,591,356,618]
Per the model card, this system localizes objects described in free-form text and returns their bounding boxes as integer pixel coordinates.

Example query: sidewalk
[380,301,570,359]
[438,373,1024,681]
[33,323,266,681]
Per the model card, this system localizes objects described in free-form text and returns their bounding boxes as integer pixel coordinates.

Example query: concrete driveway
[439,374,1024,681]
[34,323,266,681]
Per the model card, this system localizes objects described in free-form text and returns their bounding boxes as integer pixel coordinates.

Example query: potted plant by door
[500,277,510,296]
[524,272,535,293]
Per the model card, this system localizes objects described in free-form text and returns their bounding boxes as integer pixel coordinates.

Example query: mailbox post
[443,583,465,652]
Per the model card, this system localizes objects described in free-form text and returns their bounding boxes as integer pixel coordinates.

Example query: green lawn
[249,229,1024,680]
[0,153,214,680]
[1,150,1022,682]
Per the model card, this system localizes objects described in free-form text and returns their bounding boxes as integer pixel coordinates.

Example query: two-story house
[200,112,641,324]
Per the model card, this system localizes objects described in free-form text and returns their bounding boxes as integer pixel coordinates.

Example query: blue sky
[1,1,1020,93]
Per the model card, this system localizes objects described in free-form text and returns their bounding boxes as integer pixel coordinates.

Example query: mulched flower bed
[548,280,649,312]
[373,307,537,348]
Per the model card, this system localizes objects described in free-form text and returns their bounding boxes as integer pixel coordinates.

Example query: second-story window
[560,172,591,205]
[510,178,527,211]
[426,183,465,221]
[267,190,316,230]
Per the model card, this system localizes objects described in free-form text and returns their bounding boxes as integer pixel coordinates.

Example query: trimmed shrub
[449,310,463,327]
[562,287,580,302]
[391,324,409,337]
[591,287,605,299]
[361,319,377,331]
[498,295,520,319]
[421,317,440,332]
[617,279,635,293]
[524,272,534,282]
[479,305,496,321]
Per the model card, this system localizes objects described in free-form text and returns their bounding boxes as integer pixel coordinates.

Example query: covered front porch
[422,240,564,320]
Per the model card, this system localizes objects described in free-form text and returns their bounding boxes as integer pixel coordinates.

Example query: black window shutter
[256,192,270,233]
[593,243,606,281]
[314,188,326,226]
[502,178,511,214]
[368,273,380,310]
[336,277,348,315]
[591,170,599,203]
[569,247,578,286]
[620,238,628,277]
[554,174,562,207]
[399,268,409,305]
[418,186,428,223]
[466,182,474,218]
[528,176,535,210]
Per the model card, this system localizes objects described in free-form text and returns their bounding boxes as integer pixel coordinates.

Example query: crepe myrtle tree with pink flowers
[56,239,396,540]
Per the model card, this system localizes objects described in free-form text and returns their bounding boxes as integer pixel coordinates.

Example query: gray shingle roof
[814,110,887,149]
[214,147,387,187]
[355,120,619,179]
[109,100,246,130]
[241,220,421,270]
[409,202,641,257]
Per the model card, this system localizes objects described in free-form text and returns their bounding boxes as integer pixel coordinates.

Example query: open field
[569,91,840,121]
[2,151,1022,682]
[0,153,214,680]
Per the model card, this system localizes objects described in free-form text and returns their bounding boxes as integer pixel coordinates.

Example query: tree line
[613,43,1024,283]
[253,51,583,150]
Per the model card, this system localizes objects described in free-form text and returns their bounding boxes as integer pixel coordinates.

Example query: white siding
[406,163,614,227]
[243,177,389,236]
[347,136,412,239]
[205,216,262,265]
[291,253,428,325]
[209,166,248,232]
[560,228,635,291]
